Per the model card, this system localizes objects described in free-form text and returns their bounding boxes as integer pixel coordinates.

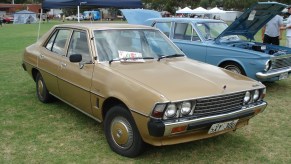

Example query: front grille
[193,92,245,118]
[272,56,291,69]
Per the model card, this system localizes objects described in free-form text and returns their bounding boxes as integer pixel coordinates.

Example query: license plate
[208,120,238,134]
[279,72,288,80]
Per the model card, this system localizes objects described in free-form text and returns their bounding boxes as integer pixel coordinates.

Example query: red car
[3,16,14,23]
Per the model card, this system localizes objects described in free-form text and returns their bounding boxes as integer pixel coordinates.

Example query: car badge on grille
[252,84,260,87]
[221,85,227,93]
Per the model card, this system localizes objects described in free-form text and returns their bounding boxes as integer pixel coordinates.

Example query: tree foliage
[143,0,290,13]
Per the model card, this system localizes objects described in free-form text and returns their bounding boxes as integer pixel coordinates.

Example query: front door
[57,30,94,114]
[172,22,207,62]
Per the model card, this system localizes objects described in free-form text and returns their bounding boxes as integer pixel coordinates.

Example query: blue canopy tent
[37,0,142,39]
[42,0,143,9]
[41,0,142,22]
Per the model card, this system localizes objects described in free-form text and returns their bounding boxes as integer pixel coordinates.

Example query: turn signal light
[171,125,187,134]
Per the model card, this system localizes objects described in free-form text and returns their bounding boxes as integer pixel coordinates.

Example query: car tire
[36,73,53,103]
[104,105,145,157]
[221,62,246,75]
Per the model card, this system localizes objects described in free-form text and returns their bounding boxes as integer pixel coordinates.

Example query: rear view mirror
[69,54,82,63]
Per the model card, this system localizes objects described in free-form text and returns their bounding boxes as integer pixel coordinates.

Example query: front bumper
[148,102,267,137]
[256,67,291,80]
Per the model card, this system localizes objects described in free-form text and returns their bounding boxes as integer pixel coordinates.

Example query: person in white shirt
[282,5,291,48]
[262,15,283,45]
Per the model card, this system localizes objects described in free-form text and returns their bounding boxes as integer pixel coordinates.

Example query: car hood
[121,9,162,25]
[217,2,286,41]
[109,58,263,101]
[121,2,287,41]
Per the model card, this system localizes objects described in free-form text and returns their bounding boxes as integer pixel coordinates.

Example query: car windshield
[94,29,183,62]
[195,22,239,41]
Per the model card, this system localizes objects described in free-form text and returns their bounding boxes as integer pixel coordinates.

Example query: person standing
[0,15,3,27]
[62,14,65,22]
[282,5,291,48]
[261,15,283,45]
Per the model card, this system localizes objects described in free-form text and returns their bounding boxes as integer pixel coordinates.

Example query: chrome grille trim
[272,56,291,69]
[193,92,245,117]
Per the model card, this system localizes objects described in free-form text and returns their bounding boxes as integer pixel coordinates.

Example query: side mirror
[69,54,82,63]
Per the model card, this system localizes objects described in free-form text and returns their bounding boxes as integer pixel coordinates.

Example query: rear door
[38,28,72,97]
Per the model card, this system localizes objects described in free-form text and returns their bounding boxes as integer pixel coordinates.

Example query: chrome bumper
[256,67,291,80]
[162,102,267,136]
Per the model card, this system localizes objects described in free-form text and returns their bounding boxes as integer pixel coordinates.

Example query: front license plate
[208,119,238,134]
[279,72,288,80]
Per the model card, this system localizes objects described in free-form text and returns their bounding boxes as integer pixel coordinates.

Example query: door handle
[61,62,67,68]
[39,54,45,59]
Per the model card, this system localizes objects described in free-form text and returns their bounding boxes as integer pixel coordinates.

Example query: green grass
[0,20,291,163]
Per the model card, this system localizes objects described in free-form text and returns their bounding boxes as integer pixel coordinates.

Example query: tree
[199,0,209,9]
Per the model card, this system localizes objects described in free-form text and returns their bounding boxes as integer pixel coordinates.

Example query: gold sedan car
[22,24,267,157]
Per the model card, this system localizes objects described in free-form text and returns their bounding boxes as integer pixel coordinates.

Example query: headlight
[180,101,191,115]
[264,60,272,71]
[153,100,197,120]
[164,104,177,118]
[244,91,251,104]
[253,90,260,101]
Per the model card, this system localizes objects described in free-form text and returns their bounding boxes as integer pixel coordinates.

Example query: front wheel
[104,105,145,157]
[221,62,246,75]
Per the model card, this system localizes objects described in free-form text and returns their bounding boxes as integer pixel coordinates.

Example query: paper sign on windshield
[118,50,144,62]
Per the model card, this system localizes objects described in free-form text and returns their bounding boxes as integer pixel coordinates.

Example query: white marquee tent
[208,7,226,14]
[176,7,193,14]
[191,7,208,14]
[13,10,37,24]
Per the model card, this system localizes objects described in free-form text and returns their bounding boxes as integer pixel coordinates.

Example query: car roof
[54,23,156,31]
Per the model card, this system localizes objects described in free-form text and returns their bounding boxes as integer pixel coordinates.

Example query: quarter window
[45,29,71,56]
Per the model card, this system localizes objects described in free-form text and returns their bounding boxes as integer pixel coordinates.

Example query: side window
[174,23,192,41]
[45,29,71,56]
[192,28,201,42]
[45,32,56,51]
[196,23,207,39]
[68,31,91,62]
[154,22,171,37]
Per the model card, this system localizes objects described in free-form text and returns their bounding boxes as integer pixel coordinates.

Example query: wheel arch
[218,60,247,76]
[31,68,40,82]
[101,97,130,121]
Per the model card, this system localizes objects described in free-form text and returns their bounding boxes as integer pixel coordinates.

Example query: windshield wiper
[109,57,154,65]
[109,58,121,65]
[157,54,185,61]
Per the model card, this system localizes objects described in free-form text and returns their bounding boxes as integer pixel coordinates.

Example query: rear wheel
[36,73,53,103]
[221,62,246,75]
[104,105,145,157]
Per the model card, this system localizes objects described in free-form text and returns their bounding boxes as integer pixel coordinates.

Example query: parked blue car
[122,2,291,82]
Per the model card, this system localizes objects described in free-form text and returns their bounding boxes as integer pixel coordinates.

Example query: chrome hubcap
[37,79,44,98]
[225,65,241,74]
[110,116,133,149]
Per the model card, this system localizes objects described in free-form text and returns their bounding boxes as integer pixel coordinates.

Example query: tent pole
[37,9,43,41]
[77,6,80,23]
